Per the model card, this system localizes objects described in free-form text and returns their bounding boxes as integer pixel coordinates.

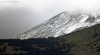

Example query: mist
[0,0,100,39]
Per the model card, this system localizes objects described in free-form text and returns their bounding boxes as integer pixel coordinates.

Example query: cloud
[1,0,100,14]
[0,0,100,38]
[20,0,100,12]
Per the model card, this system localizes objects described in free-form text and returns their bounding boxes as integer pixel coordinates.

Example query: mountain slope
[59,24,100,55]
[15,11,100,39]
[0,22,100,55]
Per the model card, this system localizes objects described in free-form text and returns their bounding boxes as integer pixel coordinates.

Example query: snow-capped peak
[14,11,100,39]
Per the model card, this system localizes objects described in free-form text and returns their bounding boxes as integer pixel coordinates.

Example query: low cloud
[0,0,100,38]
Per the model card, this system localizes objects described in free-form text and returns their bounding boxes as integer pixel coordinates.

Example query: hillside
[0,24,100,55]
[59,24,100,55]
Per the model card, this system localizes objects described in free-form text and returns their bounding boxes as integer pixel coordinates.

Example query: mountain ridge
[15,11,100,39]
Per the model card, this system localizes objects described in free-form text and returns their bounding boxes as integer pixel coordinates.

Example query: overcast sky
[0,0,100,39]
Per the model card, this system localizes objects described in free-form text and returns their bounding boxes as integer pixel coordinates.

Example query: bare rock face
[14,11,100,39]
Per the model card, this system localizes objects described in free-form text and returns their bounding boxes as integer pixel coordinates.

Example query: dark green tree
[3,45,7,51]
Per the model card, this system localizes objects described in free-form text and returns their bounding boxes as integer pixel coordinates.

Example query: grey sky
[0,0,100,39]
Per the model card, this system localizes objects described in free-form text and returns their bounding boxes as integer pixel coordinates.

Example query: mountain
[15,11,100,39]
[0,23,100,55]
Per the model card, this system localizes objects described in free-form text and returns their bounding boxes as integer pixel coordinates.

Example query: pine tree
[3,45,7,51]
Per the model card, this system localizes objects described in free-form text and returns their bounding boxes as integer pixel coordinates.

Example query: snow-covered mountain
[15,11,100,39]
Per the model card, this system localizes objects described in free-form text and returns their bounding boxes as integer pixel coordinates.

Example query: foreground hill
[0,24,100,55]
[59,24,100,55]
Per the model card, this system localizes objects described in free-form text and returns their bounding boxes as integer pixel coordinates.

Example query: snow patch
[80,16,89,22]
